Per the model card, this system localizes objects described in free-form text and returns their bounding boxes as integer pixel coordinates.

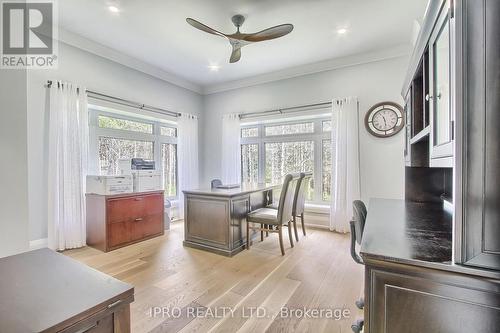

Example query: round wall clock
[364,101,404,138]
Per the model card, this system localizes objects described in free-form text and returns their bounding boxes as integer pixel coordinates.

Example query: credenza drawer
[106,193,163,224]
[108,214,164,248]
[86,191,164,252]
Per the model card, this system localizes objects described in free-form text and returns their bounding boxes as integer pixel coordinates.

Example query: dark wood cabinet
[402,0,453,168]
[460,0,500,271]
[363,0,500,332]
[87,191,164,252]
[364,260,500,333]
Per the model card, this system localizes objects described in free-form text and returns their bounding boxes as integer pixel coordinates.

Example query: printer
[118,158,155,174]
[117,158,163,192]
[86,175,133,195]
[131,158,155,170]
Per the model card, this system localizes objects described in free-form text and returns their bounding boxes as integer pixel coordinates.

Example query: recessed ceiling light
[337,28,348,35]
[108,6,120,13]
[208,64,220,72]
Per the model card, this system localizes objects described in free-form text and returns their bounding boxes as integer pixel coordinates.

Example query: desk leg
[113,304,131,333]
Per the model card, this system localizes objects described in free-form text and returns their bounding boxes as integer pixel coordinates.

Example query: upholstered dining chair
[267,172,310,242]
[292,172,310,239]
[246,174,296,255]
[211,179,222,189]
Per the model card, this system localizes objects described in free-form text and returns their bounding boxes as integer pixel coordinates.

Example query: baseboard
[303,223,331,230]
[29,238,48,250]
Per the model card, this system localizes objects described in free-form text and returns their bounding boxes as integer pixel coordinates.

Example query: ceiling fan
[186,15,294,63]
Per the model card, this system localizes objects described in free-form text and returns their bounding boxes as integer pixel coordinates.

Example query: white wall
[27,42,203,242]
[25,45,407,241]
[0,70,30,257]
[201,56,408,205]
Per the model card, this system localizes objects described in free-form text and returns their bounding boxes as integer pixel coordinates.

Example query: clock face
[365,102,404,138]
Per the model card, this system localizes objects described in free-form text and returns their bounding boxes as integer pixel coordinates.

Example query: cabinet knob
[425,94,433,101]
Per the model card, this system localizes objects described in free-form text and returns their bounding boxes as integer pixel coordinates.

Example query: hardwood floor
[64,221,363,333]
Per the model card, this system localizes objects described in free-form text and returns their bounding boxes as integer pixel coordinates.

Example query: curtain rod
[238,101,332,120]
[46,80,181,118]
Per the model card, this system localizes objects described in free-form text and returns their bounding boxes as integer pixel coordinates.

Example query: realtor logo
[1,0,58,68]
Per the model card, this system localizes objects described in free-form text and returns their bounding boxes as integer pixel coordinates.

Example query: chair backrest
[350,200,367,264]
[211,179,222,189]
[276,174,296,225]
[292,172,310,216]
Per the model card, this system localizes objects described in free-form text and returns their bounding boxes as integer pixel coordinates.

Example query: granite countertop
[360,198,453,265]
[360,199,500,279]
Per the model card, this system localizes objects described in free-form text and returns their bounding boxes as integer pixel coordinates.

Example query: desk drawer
[106,193,163,224]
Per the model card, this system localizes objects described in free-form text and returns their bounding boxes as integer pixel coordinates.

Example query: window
[160,126,177,137]
[98,115,153,134]
[98,137,153,175]
[322,140,332,201]
[265,122,314,136]
[90,109,178,199]
[161,143,177,197]
[241,117,334,204]
[241,144,259,184]
[241,127,259,138]
[265,141,314,201]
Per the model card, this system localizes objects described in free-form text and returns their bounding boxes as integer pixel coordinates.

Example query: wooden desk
[360,199,500,333]
[183,184,277,256]
[0,249,134,332]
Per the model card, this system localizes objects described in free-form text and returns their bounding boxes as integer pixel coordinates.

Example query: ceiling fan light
[108,5,120,13]
[208,64,220,72]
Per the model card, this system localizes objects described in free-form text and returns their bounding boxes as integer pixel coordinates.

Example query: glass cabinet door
[433,19,451,145]
[429,2,453,163]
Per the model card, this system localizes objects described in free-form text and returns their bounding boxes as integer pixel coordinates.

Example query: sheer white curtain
[47,81,89,250]
[330,97,361,233]
[221,113,241,184]
[177,113,199,220]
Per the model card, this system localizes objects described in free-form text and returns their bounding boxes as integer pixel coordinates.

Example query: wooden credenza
[86,191,164,252]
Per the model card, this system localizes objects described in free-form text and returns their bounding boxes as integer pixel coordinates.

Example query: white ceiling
[59,0,428,89]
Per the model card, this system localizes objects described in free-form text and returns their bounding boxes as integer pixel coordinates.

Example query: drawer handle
[134,218,143,222]
[135,197,144,201]
[107,299,123,309]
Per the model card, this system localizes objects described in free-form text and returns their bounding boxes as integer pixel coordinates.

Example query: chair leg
[293,215,299,242]
[301,213,306,236]
[351,319,364,333]
[246,221,250,250]
[287,221,294,248]
[355,297,364,310]
[261,227,264,242]
[278,226,285,256]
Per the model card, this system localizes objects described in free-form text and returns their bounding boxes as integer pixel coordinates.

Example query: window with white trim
[241,117,333,204]
[89,109,178,199]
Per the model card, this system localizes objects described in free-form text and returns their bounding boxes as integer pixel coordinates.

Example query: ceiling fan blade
[229,45,241,63]
[242,24,294,42]
[186,18,226,38]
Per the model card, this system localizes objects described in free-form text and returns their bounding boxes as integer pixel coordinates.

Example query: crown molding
[57,28,203,94]
[57,28,410,96]
[202,44,411,95]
